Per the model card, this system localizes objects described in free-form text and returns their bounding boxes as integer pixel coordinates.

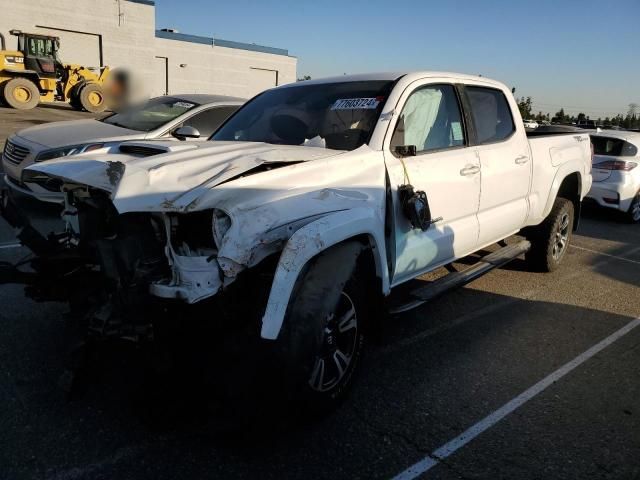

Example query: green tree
[517,96,532,119]
[552,108,568,124]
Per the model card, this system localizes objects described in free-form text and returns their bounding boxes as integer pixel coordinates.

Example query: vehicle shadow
[1,285,638,480]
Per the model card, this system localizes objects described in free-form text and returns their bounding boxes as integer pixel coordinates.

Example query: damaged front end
[1,186,171,341]
[0,178,261,339]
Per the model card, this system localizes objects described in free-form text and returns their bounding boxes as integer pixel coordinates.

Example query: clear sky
[155,0,640,119]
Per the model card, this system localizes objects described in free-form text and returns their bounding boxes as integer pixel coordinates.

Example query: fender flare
[541,165,583,220]
[260,207,389,340]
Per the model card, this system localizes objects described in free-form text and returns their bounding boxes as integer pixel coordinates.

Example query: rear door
[384,82,481,286]
[465,86,531,245]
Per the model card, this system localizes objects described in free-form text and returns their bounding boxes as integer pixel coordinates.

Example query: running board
[388,240,531,314]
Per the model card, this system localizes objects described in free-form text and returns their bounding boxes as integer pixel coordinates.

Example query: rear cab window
[465,86,515,144]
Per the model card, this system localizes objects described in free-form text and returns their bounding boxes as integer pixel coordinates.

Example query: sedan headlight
[212,209,232,248]
[35,143,105,162]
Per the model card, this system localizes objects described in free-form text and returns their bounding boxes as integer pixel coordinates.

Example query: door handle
[515,155,529,165]
[460,164,480,176]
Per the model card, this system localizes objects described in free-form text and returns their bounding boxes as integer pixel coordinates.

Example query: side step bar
[388,240,531,314]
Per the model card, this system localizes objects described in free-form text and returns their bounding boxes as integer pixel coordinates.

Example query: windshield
[102,97,200,132]
[211,81,394,150]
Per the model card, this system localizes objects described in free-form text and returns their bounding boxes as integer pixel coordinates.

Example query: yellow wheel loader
[0,30,110,112]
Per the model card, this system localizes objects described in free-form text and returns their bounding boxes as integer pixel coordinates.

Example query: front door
[384,83,481,286]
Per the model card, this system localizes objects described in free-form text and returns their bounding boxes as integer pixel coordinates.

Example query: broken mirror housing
[398,184,433,231]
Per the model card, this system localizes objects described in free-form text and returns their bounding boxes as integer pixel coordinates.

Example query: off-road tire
[627,191,640,224]
[525,197,574,272]
[79,83,106,113]
[275,242,368,416]
[2,77,40,110]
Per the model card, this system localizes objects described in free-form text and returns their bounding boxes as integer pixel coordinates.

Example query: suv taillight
[594,160,638,171]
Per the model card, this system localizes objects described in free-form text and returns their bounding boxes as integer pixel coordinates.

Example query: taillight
[594,160,638,171]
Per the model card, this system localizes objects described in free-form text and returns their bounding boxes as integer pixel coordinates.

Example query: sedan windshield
[102,97,200,132]
[211,81,394,151]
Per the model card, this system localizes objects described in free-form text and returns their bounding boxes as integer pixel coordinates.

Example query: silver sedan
[2,94,244,202]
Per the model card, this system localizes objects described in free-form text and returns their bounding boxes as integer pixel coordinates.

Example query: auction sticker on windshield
[331,98,380,110]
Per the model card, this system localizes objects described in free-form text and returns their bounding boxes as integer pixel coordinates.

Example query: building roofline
[126,0,155,6]
[155,30,289,56]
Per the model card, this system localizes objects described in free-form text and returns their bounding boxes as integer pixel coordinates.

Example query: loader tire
[79,83,106,113]
[68,84,84,110]
[2,77,40,110]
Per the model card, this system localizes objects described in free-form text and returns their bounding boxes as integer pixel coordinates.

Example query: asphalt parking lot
[0,107,639,480]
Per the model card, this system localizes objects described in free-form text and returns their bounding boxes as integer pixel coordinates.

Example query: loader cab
[11,30,59,78]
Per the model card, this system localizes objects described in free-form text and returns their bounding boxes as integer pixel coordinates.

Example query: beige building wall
[0,0,297,99]
[154,37,297,99]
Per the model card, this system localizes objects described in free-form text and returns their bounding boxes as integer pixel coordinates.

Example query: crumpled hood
[16,119,141,148]
[26,141,345,212]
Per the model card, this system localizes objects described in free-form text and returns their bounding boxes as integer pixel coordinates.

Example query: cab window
[27,37,54,57]
[390,84,465,154]
[466,86,515,144]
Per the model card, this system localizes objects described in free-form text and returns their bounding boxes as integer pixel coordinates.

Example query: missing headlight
[169,210,218,257]
[212,209,232,248]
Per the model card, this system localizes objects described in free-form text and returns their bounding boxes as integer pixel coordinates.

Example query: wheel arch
[544,170,582,231]
[260,208,389,340]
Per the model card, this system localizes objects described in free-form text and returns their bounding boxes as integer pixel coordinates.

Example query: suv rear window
[466,87,515,144]
[591,137,638,157]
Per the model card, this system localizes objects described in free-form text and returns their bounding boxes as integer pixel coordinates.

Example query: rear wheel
[2,77,40,110]
[627,191,640,224]
[525,197,574,272]
[79,83,106,113]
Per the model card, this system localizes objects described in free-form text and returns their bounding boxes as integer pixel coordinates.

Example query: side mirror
[172,126,201,141]
[398,184,442,231]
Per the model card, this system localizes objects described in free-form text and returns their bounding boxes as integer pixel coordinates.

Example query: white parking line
[0,242,21,250]
[570,244,640,266]
[391,316,640,480]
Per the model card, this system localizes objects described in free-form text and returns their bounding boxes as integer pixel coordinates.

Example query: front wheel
[525,197,574,272]
[276,242,367,415]
[79,83,106,113]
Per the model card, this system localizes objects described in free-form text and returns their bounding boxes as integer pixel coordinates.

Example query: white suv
[587,131,640,223]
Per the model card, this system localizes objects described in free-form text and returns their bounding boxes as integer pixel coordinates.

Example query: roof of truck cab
[279,71,504,88]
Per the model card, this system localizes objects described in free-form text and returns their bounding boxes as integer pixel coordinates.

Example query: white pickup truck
[2,72,592,413]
